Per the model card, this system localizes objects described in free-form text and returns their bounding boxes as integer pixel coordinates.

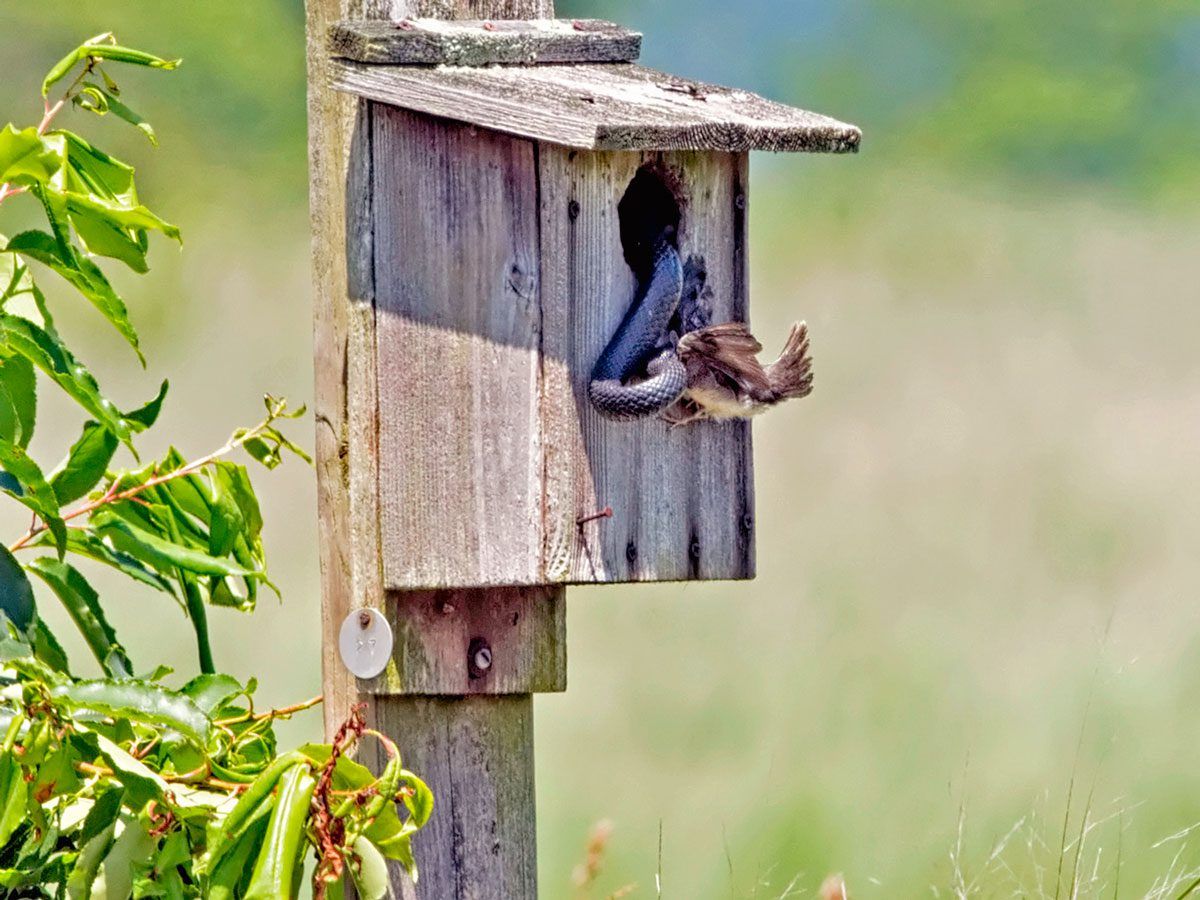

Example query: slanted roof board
[329,59,862,153]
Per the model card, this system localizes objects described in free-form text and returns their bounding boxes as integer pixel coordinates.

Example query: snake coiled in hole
[588,234,687,420]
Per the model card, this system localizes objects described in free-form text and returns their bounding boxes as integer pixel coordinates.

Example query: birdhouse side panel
[539,146,755,583]
[372,105,546,589]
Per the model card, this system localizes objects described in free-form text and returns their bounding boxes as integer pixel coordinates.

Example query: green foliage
[0,36,429,897]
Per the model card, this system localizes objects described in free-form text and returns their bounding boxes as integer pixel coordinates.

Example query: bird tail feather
[765,322,813,401]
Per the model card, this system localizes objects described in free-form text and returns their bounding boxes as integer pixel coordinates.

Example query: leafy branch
[0,34,430,898]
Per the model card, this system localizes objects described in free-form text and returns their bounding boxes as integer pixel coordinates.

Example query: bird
[660,321,814,424]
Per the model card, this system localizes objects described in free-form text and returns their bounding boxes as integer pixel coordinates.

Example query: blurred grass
[3,0,1200,896]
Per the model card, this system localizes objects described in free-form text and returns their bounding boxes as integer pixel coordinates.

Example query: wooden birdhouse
[324,17,859,592]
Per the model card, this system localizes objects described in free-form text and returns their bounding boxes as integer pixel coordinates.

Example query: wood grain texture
[330,18,640,66]
[540,149,755,583]
[370,586,566,694]
[374,696,538,900]
[372,105,545,589]
[330,60,862,153]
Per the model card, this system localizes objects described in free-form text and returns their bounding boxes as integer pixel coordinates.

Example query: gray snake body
[588,236,687,420]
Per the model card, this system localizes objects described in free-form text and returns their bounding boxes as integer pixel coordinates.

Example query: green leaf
[94,733,166,808]
[0,544,35,632]
[51,679,210,746]
[0,437,67,554]
[31,617,70,672]
[207,816,268,900]
[126,379,168,429]
[29,558,131,677]
[48,422,118,507]
[179,673,243,717]
[0,353,35,448]
[6,230,143,360]
[243,764,316,900]
[0,125,62,185]
[42,38,180,97]
[67,807,118,899]
[91,508,256,578]
[99,814,155,900]
[0,311,134,446]
[79,83,157,145]
[36,529,177,599]
[349,837,392,900]
[201,751,306,874]
[0,750,29,846]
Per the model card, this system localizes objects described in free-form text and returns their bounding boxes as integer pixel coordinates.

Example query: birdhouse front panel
[538,146,754,583]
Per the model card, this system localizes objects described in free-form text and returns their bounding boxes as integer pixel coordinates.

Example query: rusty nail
[358,610,372,629]
[572,19,585,31]
[397,18,414,30]
[734,193,747,210]
[440,601,456,615]
[577,505,613,526]
[468,638,493,679]
[482,20,496,31]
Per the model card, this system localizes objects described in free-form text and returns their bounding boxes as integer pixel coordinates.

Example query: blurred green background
[3,0,1200,895]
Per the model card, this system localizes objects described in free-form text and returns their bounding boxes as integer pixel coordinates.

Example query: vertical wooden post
[306,0,559,897]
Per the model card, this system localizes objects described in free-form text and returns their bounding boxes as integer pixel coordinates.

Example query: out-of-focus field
[3,1,1199,895]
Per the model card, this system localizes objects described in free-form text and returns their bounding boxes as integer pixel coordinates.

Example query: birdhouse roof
[328,19,861,154]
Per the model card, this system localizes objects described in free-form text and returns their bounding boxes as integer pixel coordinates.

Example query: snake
[588,233,687,420]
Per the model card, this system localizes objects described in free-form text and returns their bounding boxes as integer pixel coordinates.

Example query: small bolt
[734,193,747,211]
[358,610,372,629]
[567,199,580,220]
[468,638,493,679]
[689,538,702,560]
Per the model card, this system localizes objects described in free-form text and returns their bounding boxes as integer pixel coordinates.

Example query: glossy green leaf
[0,437,66,553]
[349,837,392,900]
[0,750,29,845]
[52,678,210,746]
[179,673,243,717]
[34,529,177,599]
[0,544,35,632]
[207,816,268,900]
[31,617,70,672]
[0,311,133,446]
[94,733,166,808]
[29,558,131,677]
[0,125,61,185]
[99,814,155,900]
[202,751,305,875]
[48,422,118,507]
[0,353,35,448]
[243,763,316,900]
[126,379,168,429]
[66,811,117,899]
[91,508,256,578]
[6,230,142,359]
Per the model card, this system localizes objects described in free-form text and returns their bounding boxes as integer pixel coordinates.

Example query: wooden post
[305,0,560,897]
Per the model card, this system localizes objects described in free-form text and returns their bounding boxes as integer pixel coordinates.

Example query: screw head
[468,638,493,680]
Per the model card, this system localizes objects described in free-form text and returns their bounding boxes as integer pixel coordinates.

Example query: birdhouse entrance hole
[618,165,682,278]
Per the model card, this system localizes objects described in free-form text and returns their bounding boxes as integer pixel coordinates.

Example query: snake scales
[588,232,689,420]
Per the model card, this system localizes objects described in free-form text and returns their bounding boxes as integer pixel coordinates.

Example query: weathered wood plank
[539,148,755,583]
[373,105,545,589]
[331,60,861,153]
[330,18,640,66]
[367,586,566,694]
[375,696,538,900]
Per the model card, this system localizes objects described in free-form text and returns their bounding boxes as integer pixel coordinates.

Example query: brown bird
[660,321,814,424]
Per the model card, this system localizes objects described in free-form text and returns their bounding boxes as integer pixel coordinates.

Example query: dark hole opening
[617,166,681,280]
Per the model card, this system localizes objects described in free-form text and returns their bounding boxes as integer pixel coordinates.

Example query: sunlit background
[3,0,1199,895]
